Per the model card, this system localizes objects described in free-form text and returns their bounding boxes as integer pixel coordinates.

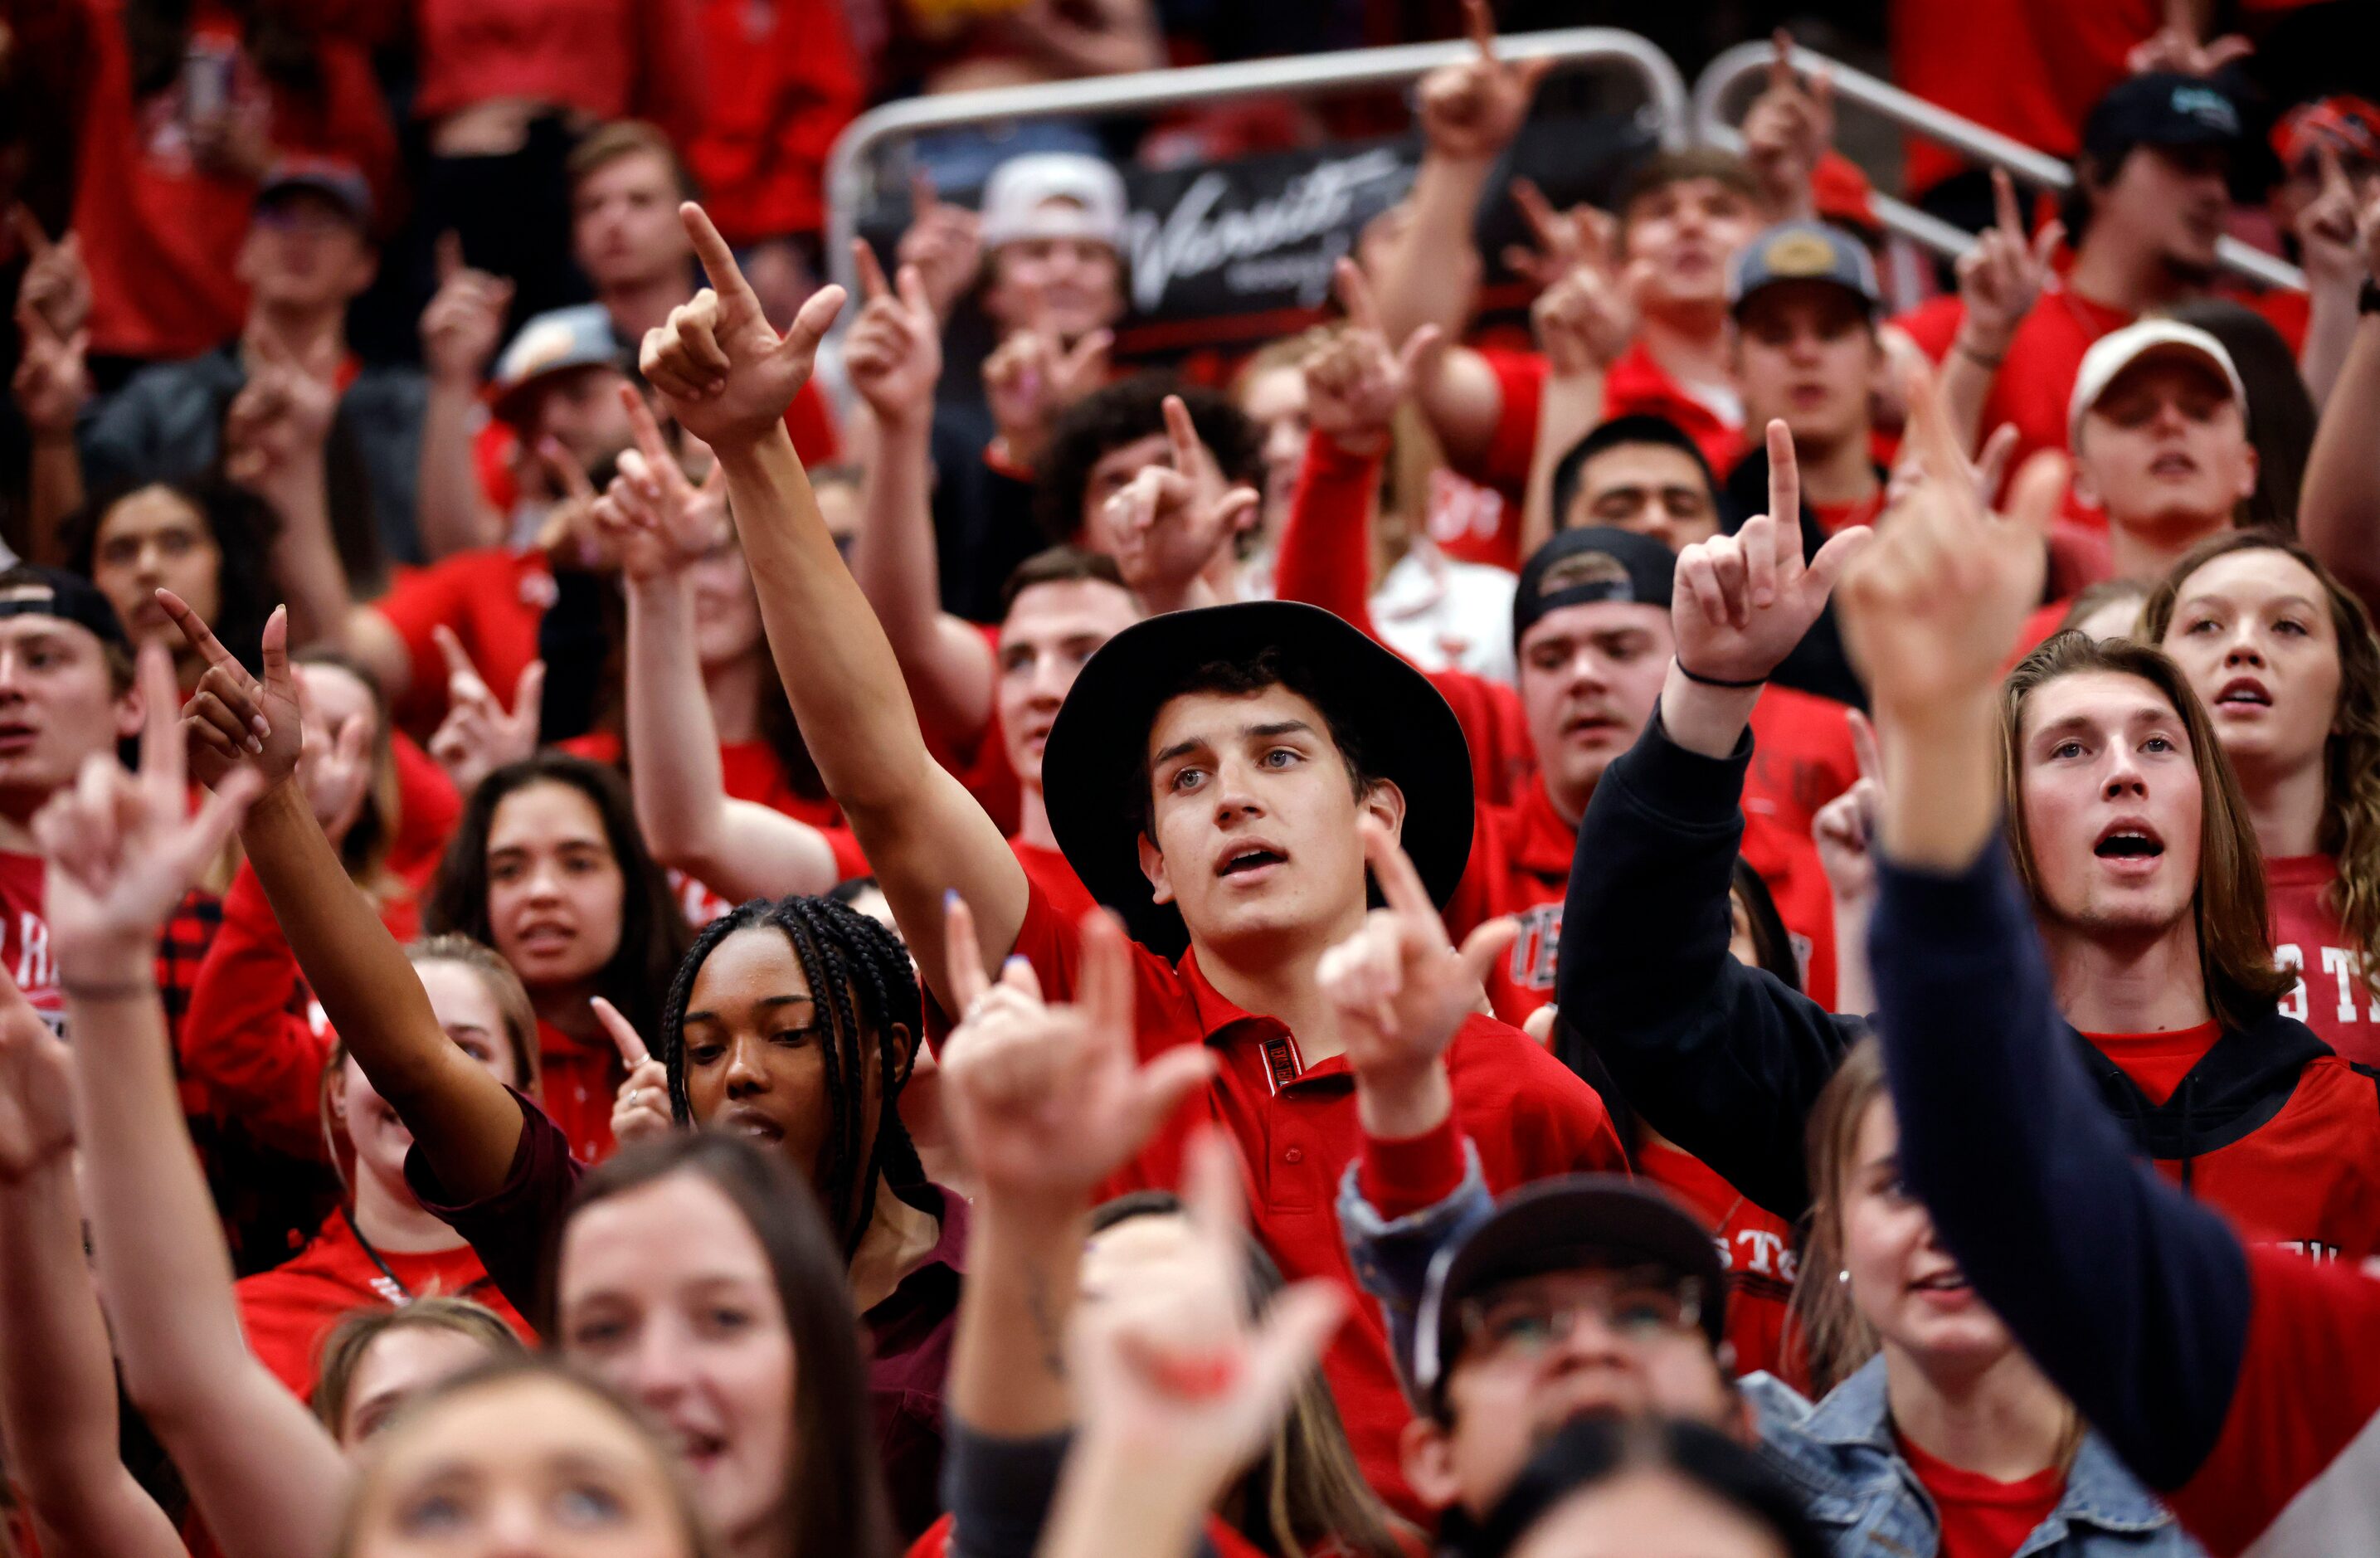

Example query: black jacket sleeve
[940,1424,1221,1558]
[1556,709,1864,1221]
[1871,845,2250,1491]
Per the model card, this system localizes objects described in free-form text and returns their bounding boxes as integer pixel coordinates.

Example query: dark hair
[61,477,280,674]
[659,897,924,1256]
[1088,1195,1409,1558]
[125,0,322,102]
[2167,299,2315,532]
[1034,377,1264,545]
[1128,645,1379,845]
[1728,859,1801,993]
[555,1134,895,1558]
[1614,148,1761,221]
[1000,544,1133,617]
[1550,415,1723,534]
[567,119,698,201]
[1461,1415,1826,1558]
[425,754,693,1043]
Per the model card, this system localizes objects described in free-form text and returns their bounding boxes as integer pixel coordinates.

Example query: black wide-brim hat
[1041,601,1474,960]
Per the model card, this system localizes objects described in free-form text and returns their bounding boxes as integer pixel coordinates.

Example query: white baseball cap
[2068,319,2248,448]
[980,153,1127,251]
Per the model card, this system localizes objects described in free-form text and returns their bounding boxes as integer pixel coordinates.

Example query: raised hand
[1954,169,2062,368]
[1318,820,1517,1136]
[1063,1128,1346,1484]
[1501,178,1611,292]
[894,168,985,323]
[1812,708,1881,907]
[1837,358,2066,722]
[39,644,262,974]
[296,701,374,847]
[426,626,543,801]
[1414,0,1551,163]
[165,592,300,791]
[639,203,846,451]
[984,326,1112,472]
[845,242,947,431]
[1303,259,1438,455]
[1528,214,1643,378]
[586,386,728,582]
[10,297,90,437]
[937,893,1211,1206]
[2297,144,2368,293]
[2125,0,2252,78]
[225,330,339,486]
[1671,421,1870,686]
[1098,394,1260,606]
[0,965,72,1182]
[10,206,91,341]
[599,996,674,1147]
[1741,29,1836,216]
[421,233,515,388]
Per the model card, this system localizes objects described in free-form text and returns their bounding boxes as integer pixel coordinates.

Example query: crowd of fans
[0,1,2378,1556]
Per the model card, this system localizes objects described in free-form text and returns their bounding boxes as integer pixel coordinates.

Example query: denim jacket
[1336,1158,2204,1558]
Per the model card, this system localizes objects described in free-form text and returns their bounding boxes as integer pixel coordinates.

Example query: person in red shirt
[1899,73,2246,485]
[631,208,1628,1517]
[678,0,864,259]
[2144,532,2380,1067]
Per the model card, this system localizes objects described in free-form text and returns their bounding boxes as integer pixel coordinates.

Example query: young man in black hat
[0,567,145,1025]
[635,200,1625,1517]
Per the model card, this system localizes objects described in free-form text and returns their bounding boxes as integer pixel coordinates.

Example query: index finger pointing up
[679,202,758,311]
[1991,167,2023,241]
[591,996,652,1069]
[1847,707,1881,785]
[1462,0,1497,60]
[1161,393,1206,475]
[1333,256,1378,333]
[620,382,674,472]
[158,588,246,678]
[854,238,891,303]
[136,640,183,802]
[1360,816,1435,922]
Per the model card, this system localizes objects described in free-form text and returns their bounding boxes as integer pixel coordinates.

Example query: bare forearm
[953,1198,1083,1438]
[1657,662,1765,760]
[415,382,500,558]
[1375,157,1491,346]
[2300,315,2380,616]
[25,434,84,565]
[1874,693,1998,873]
[1520,368,1606,558]
[625,572,735,862]
[851,415,995,742]
[259,455,354,650]
[241,782,521,1191]
[1828,894,1874,1015]
[2300,281,2362,411]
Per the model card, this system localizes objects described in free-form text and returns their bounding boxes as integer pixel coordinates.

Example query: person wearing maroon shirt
[2144,532,2380,1067]
[630,203,1626,1521]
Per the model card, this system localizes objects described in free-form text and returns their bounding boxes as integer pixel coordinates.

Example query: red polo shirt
[1447,777,1839,1028]
[1468,345,1747,505]
[538,1017,620,1165]
[981,884,1626,1521]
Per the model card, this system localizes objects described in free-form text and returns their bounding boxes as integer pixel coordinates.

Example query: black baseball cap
[0,567,131,652]
[1513,527,1676,650]
[1039,601,1473,960]
[256,156,375,229]
[1409,1176,1728,1412]
[2082,73,2243,169]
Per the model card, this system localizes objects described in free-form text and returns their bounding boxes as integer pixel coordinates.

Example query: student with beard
[1844,380,2380,1558]
[631,199,1625,1517]
[1555,379,2380,1263]
[2145,533,2380,1066]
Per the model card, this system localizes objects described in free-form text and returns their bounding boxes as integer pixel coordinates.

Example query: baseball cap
[1514,527,1676,648]
[1039,601,1472,960]
[2273,95,2380,172]
[1408,1176,1727,1412]
[0,567,131,652]
[256,156,374,228]
[2066,318,2248,447]
[491,305,627,426]
[980,153,1128,251]
[1728,221,1881,317]
[2081,73,2242,170]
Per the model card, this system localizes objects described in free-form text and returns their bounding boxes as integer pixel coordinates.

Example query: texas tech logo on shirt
[2278,942,2380,1028]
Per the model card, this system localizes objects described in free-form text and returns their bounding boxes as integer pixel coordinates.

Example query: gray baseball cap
[490,304,627,425]
[1729,220,1881,316]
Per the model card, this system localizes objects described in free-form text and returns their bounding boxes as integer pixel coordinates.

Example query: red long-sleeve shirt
[410,0,707,140]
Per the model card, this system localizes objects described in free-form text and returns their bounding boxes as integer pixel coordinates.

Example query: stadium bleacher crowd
[1,1,2379,1555]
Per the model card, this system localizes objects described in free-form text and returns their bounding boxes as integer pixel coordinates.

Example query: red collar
[1178,948,1353,1093]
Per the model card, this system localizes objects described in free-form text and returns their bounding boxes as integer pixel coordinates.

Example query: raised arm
[46,644,348,1558]
[225,330,354,651]
[2299,187,2380,619]
[640,203,1027,1011]
[1516,206,1633,558]
[594,387,840,899]
[1738,32,1833,223]
[1558,425,1871,1218]
[0,973,186,1558]
[844,241,1000,747]
[1940,170,2060,458]
[168,596,527,1199]
[413,236,514,559]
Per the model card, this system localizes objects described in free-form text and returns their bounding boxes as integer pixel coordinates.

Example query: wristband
[1675,661,1768,690]
[60,977,156,1002]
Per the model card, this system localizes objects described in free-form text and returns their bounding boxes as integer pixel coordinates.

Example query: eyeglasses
[1458,1272,1704,1361]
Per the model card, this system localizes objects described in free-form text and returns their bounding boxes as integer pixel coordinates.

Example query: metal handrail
[823,29,1691,312]
[1692,39,2305,293]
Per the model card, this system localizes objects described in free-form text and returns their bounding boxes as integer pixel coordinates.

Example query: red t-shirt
[982,883,1627,1522]
[1469,346,1745,513]
[411,0,705,138]
[390,733,463,891]
[1745,684,1858,839]
[2268,854,2380,1069]
[236,1210,531,1401]
[2086,1020,2222,1108]
[71,0,397,362]
[1637,1137,1801,1385]
[1809,490,1886,538]
[1011,840,1096,927]
[1897,1429,2067,1558]
[375,548,556,738]
[0,852,61,1030]
[538,1015,621,1165]
[680,0,862,244]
